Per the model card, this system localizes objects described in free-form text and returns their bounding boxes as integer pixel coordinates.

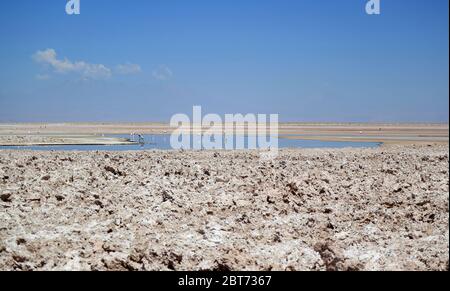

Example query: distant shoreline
[0,123,448,146]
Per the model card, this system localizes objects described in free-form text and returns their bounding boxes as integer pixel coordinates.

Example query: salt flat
[0,144,448,271]
[0,123,449,145]
[0,135,135,146]
[0,123,447,145]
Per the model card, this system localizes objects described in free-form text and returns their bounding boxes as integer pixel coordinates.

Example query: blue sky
[0,0,448,122]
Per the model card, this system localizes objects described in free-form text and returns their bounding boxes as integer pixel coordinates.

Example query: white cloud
[116,63,142,75]
[152,65,173,81]
[33,49,112,80]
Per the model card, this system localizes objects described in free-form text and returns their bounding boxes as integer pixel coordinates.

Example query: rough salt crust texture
[0,145,448,271]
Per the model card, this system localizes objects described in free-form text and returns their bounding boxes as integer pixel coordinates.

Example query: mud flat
[0,144,448,271]
[0,135,135,146]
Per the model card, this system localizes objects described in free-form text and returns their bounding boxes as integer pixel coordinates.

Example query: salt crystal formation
[0,145,448,271]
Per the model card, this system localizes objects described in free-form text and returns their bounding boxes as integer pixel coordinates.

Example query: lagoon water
[0,134,381,151]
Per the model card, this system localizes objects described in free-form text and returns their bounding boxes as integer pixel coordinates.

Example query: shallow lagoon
[0,134,381,151]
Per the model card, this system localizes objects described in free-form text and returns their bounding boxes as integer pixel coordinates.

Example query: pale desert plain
[0,123,448,271]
